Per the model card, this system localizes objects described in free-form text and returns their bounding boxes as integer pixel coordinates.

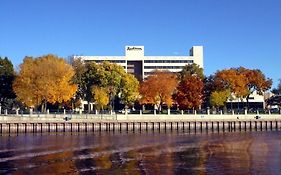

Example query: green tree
[101,62,126,110]
[71,57,87,102]
[13,55,77,111]
[78,61,139,112]
[179,63,204,80]
[272,79,281,95]
[202,75,215,108]
[266,95,281,108]
[82,62,103,112]
[0,57,16,110]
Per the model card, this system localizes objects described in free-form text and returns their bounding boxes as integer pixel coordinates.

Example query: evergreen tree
[0,57,16,110]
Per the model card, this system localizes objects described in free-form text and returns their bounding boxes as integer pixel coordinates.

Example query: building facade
[74,46,204,80]
[226,91,265,109]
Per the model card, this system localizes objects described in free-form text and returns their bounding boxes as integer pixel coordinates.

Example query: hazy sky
[1,0,281,87]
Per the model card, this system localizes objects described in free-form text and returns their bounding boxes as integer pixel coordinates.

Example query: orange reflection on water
[0,131,279,174]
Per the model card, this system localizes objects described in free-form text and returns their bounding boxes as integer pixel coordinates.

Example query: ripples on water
[0,131,280,175]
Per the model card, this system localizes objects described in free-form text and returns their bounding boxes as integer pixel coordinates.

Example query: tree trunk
[40,102,44,113]
[246,95,250,110]
[44,100,47,113]
[158,102,162,114]
[142,104,145,111]
[88,101,91,114]
[110,94,115,111]
[101,105,103,119]
[39,100,47,113]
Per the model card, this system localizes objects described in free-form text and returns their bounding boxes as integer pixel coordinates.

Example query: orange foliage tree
[13,55,77,111]
[139,71,178,111]
[174,76,204,110]
[238,67,272,107]
[213,67,272,109]
[214,68,248,100]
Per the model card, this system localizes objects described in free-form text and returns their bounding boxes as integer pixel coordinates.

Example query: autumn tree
[139,71,178,111]
[238,67,272,108]
[120,73,139,108]
[213,67,272,109]
[13,55,77,111]
[174,76,204,110]
[173,63,204,110]
[210,90,230,109]
[213,68,248,108]
[0,57,16,110]
[92,86,109,111]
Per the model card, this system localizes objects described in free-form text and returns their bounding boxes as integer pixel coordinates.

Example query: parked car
[270,108,279,114]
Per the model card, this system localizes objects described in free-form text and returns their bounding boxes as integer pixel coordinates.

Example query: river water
[0,131,280,175]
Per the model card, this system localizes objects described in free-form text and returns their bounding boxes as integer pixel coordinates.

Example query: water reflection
[0,131,280,175]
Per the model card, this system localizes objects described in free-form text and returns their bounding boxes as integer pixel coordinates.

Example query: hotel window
[94,60,125,63]
[144,66,184,69]
[144,60,193,63]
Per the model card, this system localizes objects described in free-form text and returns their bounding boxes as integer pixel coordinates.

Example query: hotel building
[74,45,204,80]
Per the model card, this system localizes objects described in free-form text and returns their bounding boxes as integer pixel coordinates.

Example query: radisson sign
[127,47,143,51]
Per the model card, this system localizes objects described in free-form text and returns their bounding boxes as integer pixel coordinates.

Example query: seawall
[0,114,280,133]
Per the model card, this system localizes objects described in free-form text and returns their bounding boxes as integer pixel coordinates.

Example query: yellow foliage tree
[13,55,77,111]
[92,86,109,111]
[120,73,139,107]
[210,90,231,109]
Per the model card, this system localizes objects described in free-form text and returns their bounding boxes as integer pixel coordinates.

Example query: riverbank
[0,114,280,133]
[0,113,281,122]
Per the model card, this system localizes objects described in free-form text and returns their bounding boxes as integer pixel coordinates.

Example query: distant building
[74,45,204,81]
[226,91,265,109]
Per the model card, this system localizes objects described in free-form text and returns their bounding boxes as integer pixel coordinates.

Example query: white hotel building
[74,46,204,80]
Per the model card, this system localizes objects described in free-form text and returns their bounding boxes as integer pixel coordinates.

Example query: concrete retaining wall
[0,120,280,134]
[1,114,280,122]
[0,114,280,134]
